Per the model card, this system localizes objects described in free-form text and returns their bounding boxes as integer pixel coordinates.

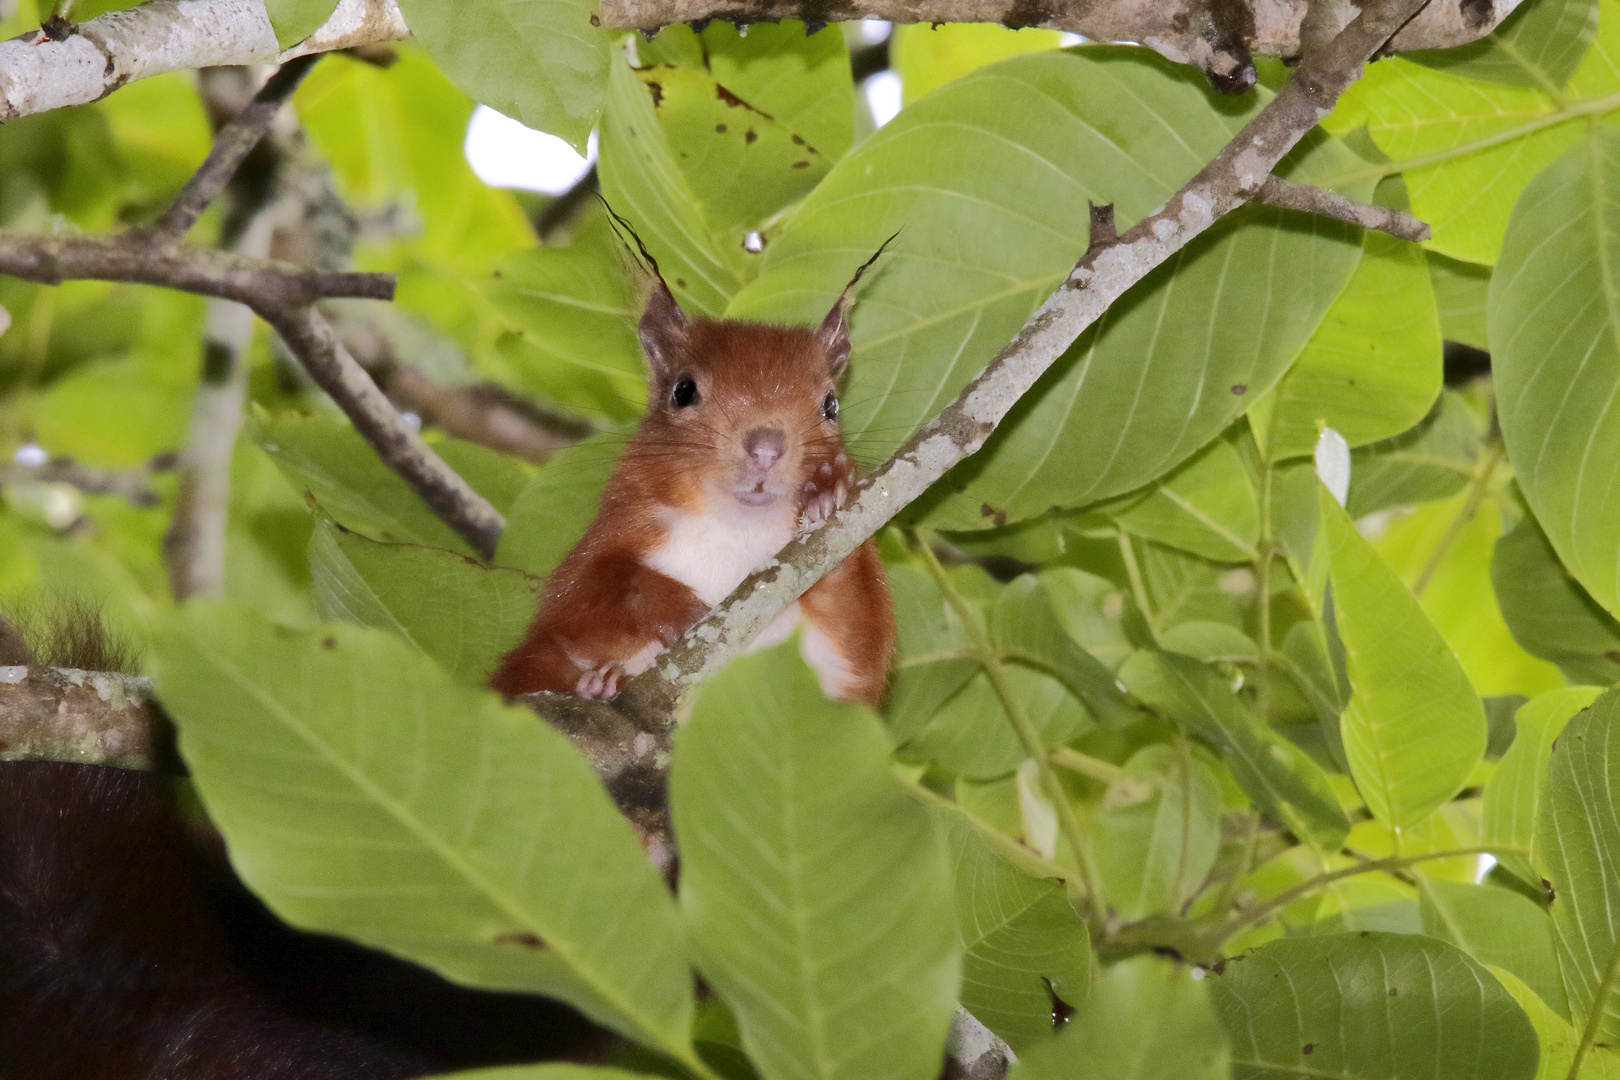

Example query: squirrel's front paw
[575,664,624,700]
[801,453,851,524]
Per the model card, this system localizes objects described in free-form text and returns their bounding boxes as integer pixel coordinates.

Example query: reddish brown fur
[492,287,895,705]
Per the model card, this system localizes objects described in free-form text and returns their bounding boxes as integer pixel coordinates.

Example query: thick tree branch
[0,0,408,123]
[0,232,391,307]
[0,665,158,770]
[264,306,507,558]
[381,364,593,463]
[1253,176,1431,241]
[601,0,1521,91]
[622,0,1438,718]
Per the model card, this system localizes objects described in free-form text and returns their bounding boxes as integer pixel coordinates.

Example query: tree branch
[0,456,164,508]
[0,665,158,770]
[263,305,506,558]
[1253,176,1431,241]
[621,0,1439,718]
[599,0,1521,91]
[0,232,391,308]
[0,0,408,123]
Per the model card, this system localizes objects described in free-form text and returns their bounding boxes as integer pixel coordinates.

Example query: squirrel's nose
[744,427,786,470]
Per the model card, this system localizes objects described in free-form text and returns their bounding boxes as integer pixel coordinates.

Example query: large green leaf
[1420,879,1568,1020]
[1538,686,1620,1050]
[1491,966,1620,1080]
[1325,0,1620,264]
[1251,213,1442,460]
[265,0,339,48]
[1409,0,1600,91]
[1319,484,1486,833]
[148,603,698,1063]
[1111,436,1261,562]
[673,646,959,1080]
[884,562,979,744]
[1347,392,1480,517]
[1209,932,1539,1080]
[1494,127,1620,619]
[393,0,607,150]
[1492,515,1620,684]
[253,413,526,556]
[1092,743,1222,922]
[309,520,539,684]
[993,574,1138,728]
[1011,956,1228,1080]
[938,808,1091,1051]
[427,1068,663,1080]
[496,434,623,577]
[905,662,1089,781]
[1431,253,1492,350]
[1119,650,1351,853]
[1484,685,1605,886]
[483,210,648,422]
[599,50,740,317]
[728,47,1361,527]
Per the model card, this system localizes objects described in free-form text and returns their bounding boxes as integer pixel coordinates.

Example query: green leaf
[1251,218,1442,460]
[701,21,853,163]
[885,562,979,744]
[1420,879,1568,1021]
[148,603,697,1063]
[599,50,741,317]
[1039,567,1133,672]
[1318,484,1486,832]
[729,48,1360,525]
[1484,685,1605,886]
[673,645,959,1080]
[1431,253,1492,350]
[1209,932,1540,1080]
[1012,956,1228,1080]
[1118,650,1351,853]
[1141,540,1248,633]
[1490,966,1620,1080]
[1492,514,1620,684]
[253,413,523,556]
[1347,392,1480,517]
[483,210,649,422]
[993,574,1138,728]
[1538,686,1620,1050]
[893,23,1063,104]
[937,808,1091,1051]
[1494,127,1620,619]
[309,520,539,684]
[393,0,608,150]
[265,0,339,48]
[1325,5,1620,264]
[427,1068,665,1080]
[495,434,624,576]
[1092,744,1222,921]
[907,662,1090,781]
[1409,0,1600,92]
[1111,436,1261,562]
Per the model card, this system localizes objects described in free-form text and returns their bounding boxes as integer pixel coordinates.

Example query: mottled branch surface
[600,0,1520,89]
[0,457,163,507]
[0,666,158,770]
[622,0,1439,718]
[1254,175,1431,241]
[0,0,408,122]
[0,0,1524,120]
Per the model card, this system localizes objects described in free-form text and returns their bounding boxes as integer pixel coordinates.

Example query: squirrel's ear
[639,281,688,380]
[816,230,899,380]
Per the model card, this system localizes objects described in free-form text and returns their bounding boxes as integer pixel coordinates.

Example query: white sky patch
[864,70,903,127]
[857,17,891,44]
[1059,32,1086,46]
[13,443,46,467]
[464,106,597,195]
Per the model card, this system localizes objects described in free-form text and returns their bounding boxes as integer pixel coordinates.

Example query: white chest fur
[642,496,797,607]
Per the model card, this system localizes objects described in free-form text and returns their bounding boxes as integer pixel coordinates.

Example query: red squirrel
[492,242,896,707]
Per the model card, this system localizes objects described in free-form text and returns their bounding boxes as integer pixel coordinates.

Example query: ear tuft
[639,283,689,379]
[816,230,899,379]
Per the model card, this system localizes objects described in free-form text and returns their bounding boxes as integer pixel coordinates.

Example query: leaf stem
[1051,746,1125,784]
[1117,527,1153,627]
[902,777,1071,884]
[1208,845,1527,944]
[916,541,1106,922]
[1256,458,1278,719]
[1567,938,1620,1080]
[1412,440,1505,597]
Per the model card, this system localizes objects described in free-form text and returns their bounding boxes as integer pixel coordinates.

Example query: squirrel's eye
[671,376,699,409]
[822,391,838,421]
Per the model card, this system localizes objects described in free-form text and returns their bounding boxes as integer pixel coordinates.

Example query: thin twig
[148,55,320,239]
[622,0,1439,720]
[263,306,506,559]
[382,364,593,463]
[1254,176,1431,241]
[1412,440,1504,597]
[0,458,164,508]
